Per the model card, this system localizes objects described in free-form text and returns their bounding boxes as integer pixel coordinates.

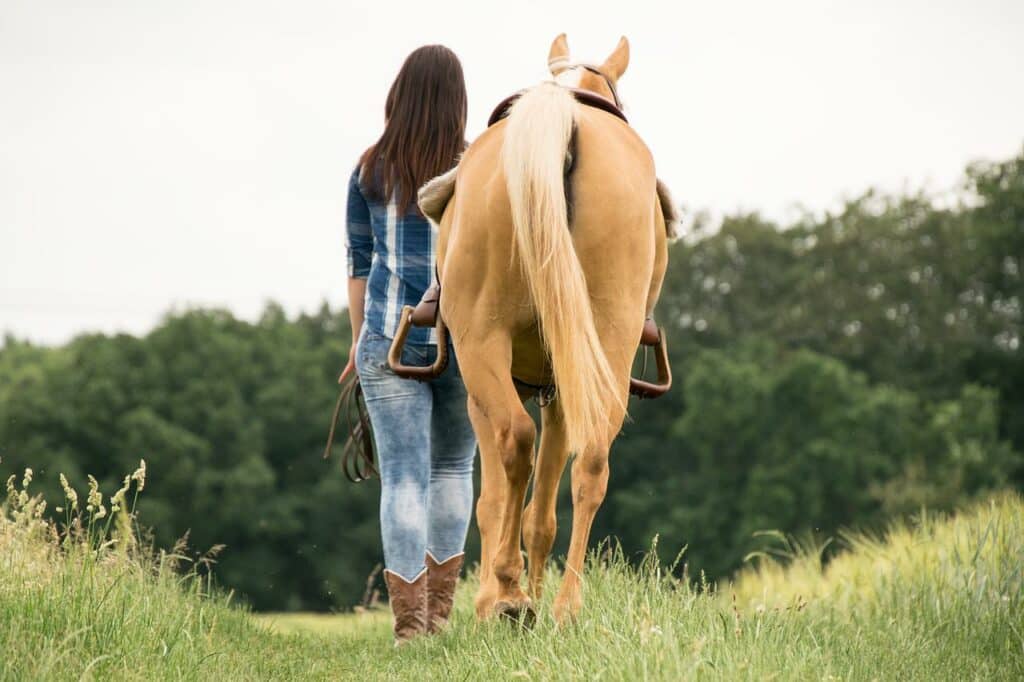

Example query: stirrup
[409,283,440,327]
[387,305,449,381]
[629,319,672,399]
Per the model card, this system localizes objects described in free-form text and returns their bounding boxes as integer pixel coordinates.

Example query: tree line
[1,147,1020,611]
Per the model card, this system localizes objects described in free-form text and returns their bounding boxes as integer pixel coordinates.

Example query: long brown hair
[359,45,467,215]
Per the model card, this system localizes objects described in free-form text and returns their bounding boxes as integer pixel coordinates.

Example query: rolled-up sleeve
[345,166,372,279]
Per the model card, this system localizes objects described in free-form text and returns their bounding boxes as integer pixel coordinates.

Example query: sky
[2,0,1022,345]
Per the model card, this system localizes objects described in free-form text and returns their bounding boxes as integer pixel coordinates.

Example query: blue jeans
[355,326,478,581]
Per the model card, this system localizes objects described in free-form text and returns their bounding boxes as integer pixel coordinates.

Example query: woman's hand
[338,344,357,383]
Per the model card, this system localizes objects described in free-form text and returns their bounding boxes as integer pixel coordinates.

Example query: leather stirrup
[629,320,672,399]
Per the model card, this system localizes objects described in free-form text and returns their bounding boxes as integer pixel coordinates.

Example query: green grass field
[2,469,1022,680]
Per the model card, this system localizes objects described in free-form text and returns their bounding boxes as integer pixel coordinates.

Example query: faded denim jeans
[355,326,478,582]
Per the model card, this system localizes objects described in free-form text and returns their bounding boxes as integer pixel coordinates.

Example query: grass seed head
[111,475,131,512]
[59,473,79,510]
[86,475,103,511]
[131,459,146,492]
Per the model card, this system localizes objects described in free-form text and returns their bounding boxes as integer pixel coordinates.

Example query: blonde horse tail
[502,83,624,454]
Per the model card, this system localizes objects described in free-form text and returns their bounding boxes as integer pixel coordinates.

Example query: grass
[1,467,1022,681]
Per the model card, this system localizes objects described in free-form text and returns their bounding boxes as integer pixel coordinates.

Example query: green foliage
[595,145,1023,580]
[0,147,1021,610]
[608,346,1019,578]
[0,304,383,611]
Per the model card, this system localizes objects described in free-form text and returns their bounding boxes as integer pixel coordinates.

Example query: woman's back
[346,167,436,345]
[346,44,466,347]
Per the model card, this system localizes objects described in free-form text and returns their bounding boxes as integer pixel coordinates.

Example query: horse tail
[501,83,624,454]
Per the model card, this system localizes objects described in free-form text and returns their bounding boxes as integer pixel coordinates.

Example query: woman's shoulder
[350,154,370,185]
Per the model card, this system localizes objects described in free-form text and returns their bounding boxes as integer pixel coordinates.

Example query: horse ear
[548,33,571,76]
[601,36,630,80]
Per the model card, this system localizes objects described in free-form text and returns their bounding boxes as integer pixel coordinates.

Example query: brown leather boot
[383,569,428,646]
[426,552,464,634]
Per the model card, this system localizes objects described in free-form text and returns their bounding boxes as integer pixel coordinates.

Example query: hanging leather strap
[323,374,377,482]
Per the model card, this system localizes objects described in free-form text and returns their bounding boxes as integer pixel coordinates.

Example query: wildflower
[56,506,64,513]
[93,504,107,520]
[131,459,147,492]
[5,475,14,496]
[60,473,79,510]
[22,467,33,489]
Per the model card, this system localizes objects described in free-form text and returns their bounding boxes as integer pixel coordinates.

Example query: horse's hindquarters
[568,108,661,369]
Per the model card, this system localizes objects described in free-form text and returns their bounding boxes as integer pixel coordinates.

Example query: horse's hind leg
[553,363,631,624]
[523,403,570,601]
[461,335,537,621]
[552,437,611,623]
[469,398,507,619]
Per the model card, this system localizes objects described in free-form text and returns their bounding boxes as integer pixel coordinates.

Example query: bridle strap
[577,65,621,108]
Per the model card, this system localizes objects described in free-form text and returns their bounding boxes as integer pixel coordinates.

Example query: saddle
[488,88,628,127]
[386,87,671,401]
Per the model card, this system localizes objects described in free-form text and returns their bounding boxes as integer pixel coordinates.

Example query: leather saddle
[488,87,628,127]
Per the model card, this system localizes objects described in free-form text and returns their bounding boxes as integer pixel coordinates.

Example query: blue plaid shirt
[345,165,437,346]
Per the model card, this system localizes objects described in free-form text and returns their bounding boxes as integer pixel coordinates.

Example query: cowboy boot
[426,552,464,634]
[383,569,428,646]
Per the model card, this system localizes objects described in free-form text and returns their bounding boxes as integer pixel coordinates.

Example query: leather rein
[323,373,377,483]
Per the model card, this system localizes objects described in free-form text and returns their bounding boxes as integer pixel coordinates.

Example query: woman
[340,45,477,646]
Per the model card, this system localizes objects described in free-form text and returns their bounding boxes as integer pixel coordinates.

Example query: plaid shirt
[345,165,437,345]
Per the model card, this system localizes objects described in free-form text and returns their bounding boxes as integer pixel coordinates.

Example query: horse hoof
[553,597,581,625]
[494,599,537,628]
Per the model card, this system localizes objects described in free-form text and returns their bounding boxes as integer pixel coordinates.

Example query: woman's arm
[346,277,367,346]
[341,167,372,381]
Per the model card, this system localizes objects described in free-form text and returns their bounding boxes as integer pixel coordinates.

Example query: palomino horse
[409,34,676,623]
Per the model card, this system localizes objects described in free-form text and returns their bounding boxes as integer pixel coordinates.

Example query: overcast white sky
[2,0,1022,345]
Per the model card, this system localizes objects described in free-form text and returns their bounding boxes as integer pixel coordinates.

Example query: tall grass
[2,466,1021,680]
[1,465,262,681]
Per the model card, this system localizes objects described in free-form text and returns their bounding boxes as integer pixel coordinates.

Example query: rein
[323,373,378,482]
